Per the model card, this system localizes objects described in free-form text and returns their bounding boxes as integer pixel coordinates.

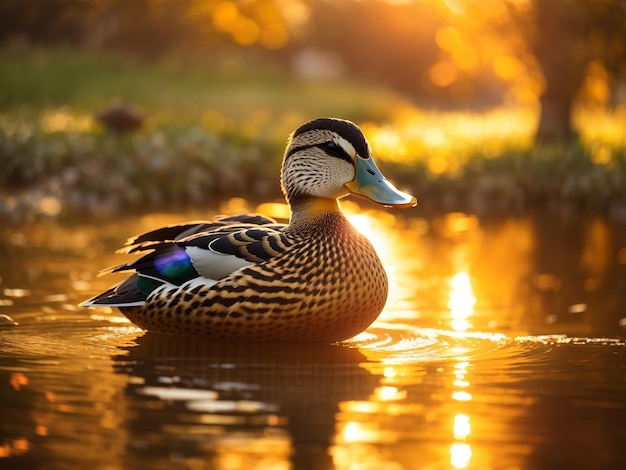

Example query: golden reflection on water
[339,208,509,470]
[448,272,476,332]
[336,206,626,469]
[2,202,626,468]
[453,413,471,439]
[450,360,473,469]
[450,442,472,469]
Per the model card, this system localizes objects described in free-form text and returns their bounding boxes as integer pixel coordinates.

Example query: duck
[81,117,416,342]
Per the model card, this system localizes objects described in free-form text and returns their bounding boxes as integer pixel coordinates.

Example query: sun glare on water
[448,272,476,332]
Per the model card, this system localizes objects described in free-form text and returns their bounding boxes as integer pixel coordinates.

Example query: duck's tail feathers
[80,274,149,308]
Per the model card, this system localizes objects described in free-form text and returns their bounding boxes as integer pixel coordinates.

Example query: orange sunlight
[448,272,476,332]
[194,0,309,49]
[362,106,537,170]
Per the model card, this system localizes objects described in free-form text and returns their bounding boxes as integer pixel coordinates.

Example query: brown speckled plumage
[82,117,416,342]
[121,207,387,341]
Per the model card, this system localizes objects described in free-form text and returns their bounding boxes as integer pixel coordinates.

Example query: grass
[1,47,626,221]
[0,47,400,122]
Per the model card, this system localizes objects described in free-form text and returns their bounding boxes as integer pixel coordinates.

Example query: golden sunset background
[1,0,625,220]
[2,3,626,469]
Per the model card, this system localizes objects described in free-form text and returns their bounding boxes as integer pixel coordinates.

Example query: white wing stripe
[185,246,253,280]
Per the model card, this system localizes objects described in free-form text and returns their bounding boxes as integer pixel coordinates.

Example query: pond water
[1,203,625,469]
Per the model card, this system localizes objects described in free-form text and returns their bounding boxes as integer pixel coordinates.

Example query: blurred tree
[436,0,626,142]
[0,0,294,55]
[0,0,106,44]
[531,0,626,142]
[2,0,624,145]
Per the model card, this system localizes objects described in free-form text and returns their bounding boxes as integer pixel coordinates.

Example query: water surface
[1,205,625,469]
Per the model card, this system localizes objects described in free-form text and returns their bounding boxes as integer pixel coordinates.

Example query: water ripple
[348,322,511,363]
[348,322,626,365]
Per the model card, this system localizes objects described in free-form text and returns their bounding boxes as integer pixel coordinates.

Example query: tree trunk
[532,0,588,144]
[536,88,577,143]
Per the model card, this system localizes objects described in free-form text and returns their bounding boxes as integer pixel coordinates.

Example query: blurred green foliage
[1,48,626,221]
[0,47,404,219]
[0,47,400,120]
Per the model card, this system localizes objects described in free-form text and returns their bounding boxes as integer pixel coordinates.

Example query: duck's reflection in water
[116,333,378,469]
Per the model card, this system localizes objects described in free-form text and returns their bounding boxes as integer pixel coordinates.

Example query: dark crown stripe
[286,142,352,164]
[292,117,370,158]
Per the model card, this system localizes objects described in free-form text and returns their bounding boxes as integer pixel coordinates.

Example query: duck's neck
[287,196,345,231]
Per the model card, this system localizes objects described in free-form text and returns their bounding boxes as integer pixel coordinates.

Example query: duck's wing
[181,225,294,264]
[81,216,291,308]
[119,214,278,254]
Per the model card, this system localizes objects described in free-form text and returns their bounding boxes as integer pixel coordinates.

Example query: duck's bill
[345,156,417,208]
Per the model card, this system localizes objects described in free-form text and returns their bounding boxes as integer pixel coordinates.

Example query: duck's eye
[324,141,340,154]
[321,141,352,163]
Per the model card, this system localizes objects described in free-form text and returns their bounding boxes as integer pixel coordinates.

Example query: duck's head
[281,117,417,208]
